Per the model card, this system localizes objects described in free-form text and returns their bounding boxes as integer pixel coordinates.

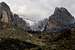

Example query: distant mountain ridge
[0,2,75,32]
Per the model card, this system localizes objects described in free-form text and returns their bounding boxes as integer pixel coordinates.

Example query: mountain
[0,2,13,29]
[11,14,31,31]
[0,2,73,50]
[30,7,75,32]
[45,7,75,32]
[0,2,74,33]
[0,2,31,31]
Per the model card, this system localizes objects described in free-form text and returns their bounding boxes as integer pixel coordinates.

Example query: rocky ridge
[45,7,75,32]
[0,2,12,29]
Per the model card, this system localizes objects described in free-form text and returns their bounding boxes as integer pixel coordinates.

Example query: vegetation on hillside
[0,25,72,50]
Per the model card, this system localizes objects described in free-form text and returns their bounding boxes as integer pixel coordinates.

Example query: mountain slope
[45,7,75,32]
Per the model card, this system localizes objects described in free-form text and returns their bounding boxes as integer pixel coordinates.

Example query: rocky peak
[50,7,74,22]
[0,2,13,28]
[0,2,10,11]
[45,7,75,32]
[54,7,72,17]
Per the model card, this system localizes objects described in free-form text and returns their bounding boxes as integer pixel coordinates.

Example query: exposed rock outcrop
[0,2,30,31]
[0,2,13,28]
[45,7,75,32]
[11,14,31,31]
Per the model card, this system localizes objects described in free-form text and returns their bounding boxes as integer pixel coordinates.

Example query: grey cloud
[0,0,75,21]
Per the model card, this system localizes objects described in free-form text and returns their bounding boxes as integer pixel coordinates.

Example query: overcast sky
[0,0,75,21]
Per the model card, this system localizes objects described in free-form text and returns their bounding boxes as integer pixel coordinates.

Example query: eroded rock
[45,7,75,32]
[0,2,13,29]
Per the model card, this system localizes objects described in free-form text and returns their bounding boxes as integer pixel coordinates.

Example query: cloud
[0,0,75,21]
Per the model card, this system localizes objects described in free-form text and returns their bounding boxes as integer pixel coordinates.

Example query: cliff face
[45,7,75,32]
[0,2,12,24]
[0,2,30,31]
[11,14,31,31]
[0,2,13,29]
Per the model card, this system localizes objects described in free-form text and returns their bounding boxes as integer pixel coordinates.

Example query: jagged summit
[0,2,10,10]
[54,7,72,17]
[50,7,74,22]
[45,7,75,32]
[0,2,12,29]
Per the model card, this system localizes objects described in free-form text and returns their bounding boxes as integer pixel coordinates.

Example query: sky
[0,0,75,22]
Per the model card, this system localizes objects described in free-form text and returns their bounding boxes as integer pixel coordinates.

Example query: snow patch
[19,16,35,26]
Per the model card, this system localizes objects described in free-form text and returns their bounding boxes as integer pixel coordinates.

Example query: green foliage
[0,25,72,50]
